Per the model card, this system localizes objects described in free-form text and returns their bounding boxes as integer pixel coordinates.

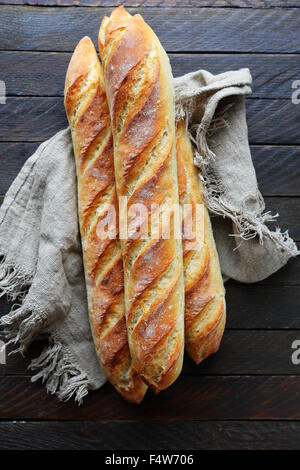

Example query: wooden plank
[1,329,300,376]
[1,375,300,420]
[253,146,300,196]
[0,97,298,144]
[172,55,300,100]
[184,330,300,375]
[0,1,299,8]
[1,51,299,99]
[250,256,300,286]
[0,143,298,196]
[1,420,300,450]
[0,97,68,142]
[225,286,300,329]
[0,142,38,194]
[264,197,300,240]
[0,6,299,53]
[246,99,299,145]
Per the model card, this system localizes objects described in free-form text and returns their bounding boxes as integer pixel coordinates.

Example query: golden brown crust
[175,120,226,364]
[99,7,185,392]
[64,36,147,403]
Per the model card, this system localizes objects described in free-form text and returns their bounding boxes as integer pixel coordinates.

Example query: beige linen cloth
[0,68,298,404]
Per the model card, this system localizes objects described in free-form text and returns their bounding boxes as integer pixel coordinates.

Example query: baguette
[176,120,226,364]
[64,36,147,403]
[98,7,185,392]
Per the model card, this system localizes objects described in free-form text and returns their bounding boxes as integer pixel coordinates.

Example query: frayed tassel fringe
[176,103,299,258]
[0,254,89,405]
[30,342,89,405]
[0,253,31,302]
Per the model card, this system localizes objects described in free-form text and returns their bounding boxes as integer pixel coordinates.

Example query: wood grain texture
[1,375,300,420]
[225,285,300,328]
[246,99,300,145]
[1,420,300,450]
[2,329,300,376]
[0,98,298,144]
[0,6,299,52]
[1,52,298,99]
[184,329,300,374]
[253,146,300,196]
[0,1,299,7]
[0,142,38,193]
[0,143,298,196]
[0,98,68,141]
[264,197,300,240]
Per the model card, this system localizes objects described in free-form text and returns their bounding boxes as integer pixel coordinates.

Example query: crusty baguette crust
[64,36,147,403]
[99,7,185,392]
[176,120,226,364]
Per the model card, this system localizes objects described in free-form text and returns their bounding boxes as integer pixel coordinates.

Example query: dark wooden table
[0,0,299,451]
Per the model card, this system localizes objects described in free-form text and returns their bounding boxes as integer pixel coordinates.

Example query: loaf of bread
[64,36,147,403]
[176,120,226,364]
[98,7,185,392]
